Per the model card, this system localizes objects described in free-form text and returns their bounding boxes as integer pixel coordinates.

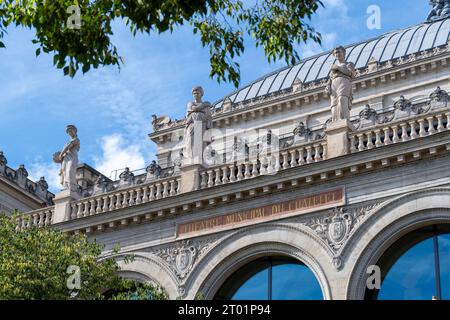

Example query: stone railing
[199,140,327,188]
[350,108,450,153]
[68,175,181,220]
[16,207,54,230]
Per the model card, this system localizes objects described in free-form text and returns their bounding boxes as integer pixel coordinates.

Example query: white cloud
[28,160,61,194]
[93,134,146,179]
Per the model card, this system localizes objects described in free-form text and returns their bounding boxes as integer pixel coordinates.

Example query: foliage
[0,0,323,87]
[0,212,167,300]
[108,279,168,300]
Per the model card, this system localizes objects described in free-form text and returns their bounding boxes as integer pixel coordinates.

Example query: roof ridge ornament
[427,0,450,22]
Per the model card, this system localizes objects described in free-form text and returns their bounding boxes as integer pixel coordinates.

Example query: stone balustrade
[68,175,181,220]
[199,140,327,188]
[350,109,450,153]
[16,207,54,230]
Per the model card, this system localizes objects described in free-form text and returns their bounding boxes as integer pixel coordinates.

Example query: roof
[214,17,450,109]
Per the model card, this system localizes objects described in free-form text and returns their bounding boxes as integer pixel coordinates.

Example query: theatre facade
[15,13,450,300]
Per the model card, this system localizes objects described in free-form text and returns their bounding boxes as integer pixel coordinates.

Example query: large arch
[184,223,334,300]
[345,188,450,300]
[113,252,180,299]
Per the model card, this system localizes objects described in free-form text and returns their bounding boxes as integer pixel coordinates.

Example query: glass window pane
[355,39,379,68]
[244,80,264,100]
[280,64,304,90]
[234,86,251,103]
[231,268,268,300]
[304,54,329,83]
[438,233,450,300]
[420,20,445,51]
[272,263,323,300]
[407,25,429,54]
[317,54,336,79]
[347,43,366,65]
[371,34,395,61]
[393,27,420,59]
[380,32,404,62]
[257,74,277,97]
[433,19,450,47]
[297,58,317,83]
[268,68,290,94]
[378,237,436,300]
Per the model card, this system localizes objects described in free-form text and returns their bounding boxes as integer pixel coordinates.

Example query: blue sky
[0,0,430,192]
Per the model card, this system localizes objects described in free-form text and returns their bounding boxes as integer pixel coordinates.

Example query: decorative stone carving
[119,167,134,186]
[357,104,378,128]
[53,125,80,191]
[222,97,232,112]
[154,238,218,281]
[427,0,445,21]
[304,202,383,269]
[152,115,172,131]
[172,151,183,175]
[183,86,213,165]
[37,177,49,191]
[293,121,311,144]
[325,46,356,122]
[429,86,449,109]
[16,165,28,188]
[146,160,162,181]
[393,95,414,119]
[292,78,303,92]
[0,151,7,175]
[93,175,109,194]
[367,57,379,72]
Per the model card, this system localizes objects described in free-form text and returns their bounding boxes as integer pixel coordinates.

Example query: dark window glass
[215,256,322,300]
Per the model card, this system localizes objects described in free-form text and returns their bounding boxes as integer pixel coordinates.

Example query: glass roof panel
[297,58,319,83]
[279,63,304,90]
[268,68,291,93]
[433,19,450,47]
[420,20,445,51]
[234,86,251,103]
[355,38,380,68]
[347,43,366,64]
[369,34,393,61]
[380,32,404,62]
[406,25,430,54]
[316,53,336,79]
[245,79,265,100]
[304,53,329,83]
[392,26,421,58]
[256,74,278,96]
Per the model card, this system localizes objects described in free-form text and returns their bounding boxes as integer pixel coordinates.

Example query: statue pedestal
[325,119,354,158]
[52,189,81,224]
[179,164,203,193]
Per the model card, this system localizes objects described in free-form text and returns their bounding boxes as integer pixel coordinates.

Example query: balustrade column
[427,116,436,135]
[383,127,392,145]
[392,125,400,143]
[200,172,208,188]
[222,166,229,184]
[207,170,214,187]
[314,144,321,161]
[108,195,114,211]
[306,146,313,164]
[366,132,374,149]
[374,130,382,147]
[214,168,222,185]
[298,148,306,165]
[251,158,259,177]
[89,200,95,215]
[437,114,445,132]
[162,182,169,198]
[149,186,156,201]
[409,121,418,139]
[418,119,426,137]
[282,152,289,169]
[289,149,298,167]
[400,123,409,142]
[135,188,142,204]
[170,180,177,196]
[244,163,251,178]
[350,135,357,153]
[155,184,162,200]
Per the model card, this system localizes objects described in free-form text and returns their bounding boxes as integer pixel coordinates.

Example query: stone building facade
[18,14,450,299]
[0,151,54,214]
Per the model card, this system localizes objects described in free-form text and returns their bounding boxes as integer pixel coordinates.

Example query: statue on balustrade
[325,46,356,122]
[53,125,80,191]
[184,86,213,164]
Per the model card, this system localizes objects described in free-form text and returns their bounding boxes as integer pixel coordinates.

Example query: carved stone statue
[53,125,80,191]
[0,151,7,175]
[119,167,134,186]
[146,160,162,180]
[184,86,213,164]
[152,114,171,131]
[325,46,356,122]
[428,0,444,21]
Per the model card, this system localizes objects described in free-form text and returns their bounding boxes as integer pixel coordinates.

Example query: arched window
[215,256,323,300]
[366,224,450,300]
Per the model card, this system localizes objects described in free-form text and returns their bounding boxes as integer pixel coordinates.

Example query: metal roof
[214,17,450,109]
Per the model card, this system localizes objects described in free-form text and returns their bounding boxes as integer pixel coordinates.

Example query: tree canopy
[0,0,323,87]
[0,212,167,300]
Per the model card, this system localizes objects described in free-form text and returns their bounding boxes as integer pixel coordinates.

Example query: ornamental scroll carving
[304,202,383,269]
[153,238,219,282]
